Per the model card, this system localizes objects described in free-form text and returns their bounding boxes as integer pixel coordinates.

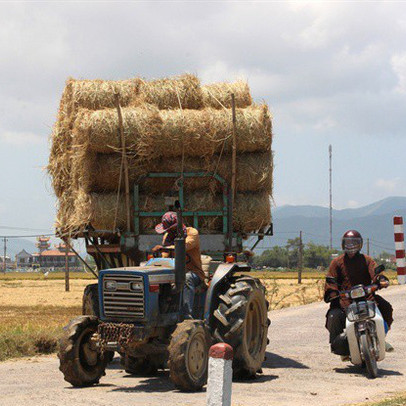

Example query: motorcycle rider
[152,211,205,319]
[324,230,393,356]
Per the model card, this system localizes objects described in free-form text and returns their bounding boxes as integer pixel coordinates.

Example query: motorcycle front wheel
[360,332,378,379]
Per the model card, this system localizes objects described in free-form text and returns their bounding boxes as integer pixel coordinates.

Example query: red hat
[155,211,186,235]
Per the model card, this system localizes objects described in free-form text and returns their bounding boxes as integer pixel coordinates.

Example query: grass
[0,279,86,361]
[0,305,80,361]
[0,271,95,280]
[358,393,406,405]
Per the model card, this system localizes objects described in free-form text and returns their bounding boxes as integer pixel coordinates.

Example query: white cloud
[0,131,44,146]
[347,200,360,208]
[375,177,401,193]
[391,53,406,94]
[314,116,337,131]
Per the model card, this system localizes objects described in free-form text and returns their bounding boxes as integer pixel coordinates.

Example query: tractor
[58,172,271,391]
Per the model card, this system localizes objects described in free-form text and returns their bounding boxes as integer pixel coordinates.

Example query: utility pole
[367,238,370,256]
[64,239,70,292]
[298,231,303,284]
[115,94,131,233]
[231,93,237,206]
[3,237,7,273]
[329,145,333,250]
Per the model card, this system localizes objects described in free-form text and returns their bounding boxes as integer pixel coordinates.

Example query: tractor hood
[98,258,176,323]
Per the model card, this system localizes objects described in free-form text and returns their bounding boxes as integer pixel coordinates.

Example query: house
[32,242,79,269]
[16,249,33,268]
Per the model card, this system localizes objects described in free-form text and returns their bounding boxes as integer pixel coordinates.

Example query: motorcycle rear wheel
[360,332,378,379]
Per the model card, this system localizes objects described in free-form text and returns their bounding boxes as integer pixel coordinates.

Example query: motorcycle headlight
[104,280,117,291]
[350,286,365,299]
[130,282,143,291]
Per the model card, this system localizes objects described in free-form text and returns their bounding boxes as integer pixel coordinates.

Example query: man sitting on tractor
[153,211,205,319]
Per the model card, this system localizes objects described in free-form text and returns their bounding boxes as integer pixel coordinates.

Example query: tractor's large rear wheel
[82,284,99,317]
[168,320,211,392]
[213,276,270,378]
[58,316,110,387]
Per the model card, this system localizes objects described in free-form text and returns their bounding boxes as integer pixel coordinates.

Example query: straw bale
[62,77,142,112]
[67,190,271,234]
[73,151,273,194]
[139,74,203,110]
[74,104,272,157]
[202,81,252,109]
[73,104,163,156]
[156,104,272,157]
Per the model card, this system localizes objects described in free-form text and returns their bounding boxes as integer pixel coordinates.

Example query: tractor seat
[201,255,212,282]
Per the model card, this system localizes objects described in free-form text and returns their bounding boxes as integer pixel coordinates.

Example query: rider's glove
[377,274,389,289]
[324,290,340,305]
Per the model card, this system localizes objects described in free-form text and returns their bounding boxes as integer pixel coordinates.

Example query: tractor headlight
[104,280,117,291]
[130,282,143,291]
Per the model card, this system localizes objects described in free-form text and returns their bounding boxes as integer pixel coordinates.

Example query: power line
[369,238,394,246]
[329,144,333,250]
[0,225,52,232]
[369,241,394,252]
[0,233,55,239]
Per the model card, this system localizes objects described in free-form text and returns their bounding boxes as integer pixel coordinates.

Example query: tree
[286,237,300,268]
[303,243,338,268]
[252,241,340,270]
[253,247,288,268]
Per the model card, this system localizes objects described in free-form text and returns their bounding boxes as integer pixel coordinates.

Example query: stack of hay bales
[48,74,273,236]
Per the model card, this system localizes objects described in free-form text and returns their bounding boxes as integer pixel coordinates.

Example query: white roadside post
[207,343,233,406]
[394,216,406,285]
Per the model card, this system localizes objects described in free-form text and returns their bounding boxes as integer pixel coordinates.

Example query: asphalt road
[1,285,405,406]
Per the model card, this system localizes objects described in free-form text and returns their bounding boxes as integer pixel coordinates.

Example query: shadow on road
[263,352,310,369]
[106,357,124,370]
[334,365,403,377]
[234,373,279,384]
[67,383,117,390]
[111,371,177,393]
[109,362,279,392]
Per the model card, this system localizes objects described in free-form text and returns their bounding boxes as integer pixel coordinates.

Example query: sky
[0,1,406,236]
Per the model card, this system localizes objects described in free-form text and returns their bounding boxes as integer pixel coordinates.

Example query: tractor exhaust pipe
[174,201,186,292]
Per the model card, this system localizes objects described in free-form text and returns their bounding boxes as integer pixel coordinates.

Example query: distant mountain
[274,196,406,220]
[3,238,37,259]
[257,196,406,255]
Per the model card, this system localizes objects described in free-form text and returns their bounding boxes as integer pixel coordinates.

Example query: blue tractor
[58,173,271,391]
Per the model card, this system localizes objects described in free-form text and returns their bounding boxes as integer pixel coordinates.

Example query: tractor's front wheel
[213,276,270,378]
[58,316,109,387]
[168,320,211,392]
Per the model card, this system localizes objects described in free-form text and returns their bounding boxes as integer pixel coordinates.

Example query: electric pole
[298,231,303,284]
[367,238,370,256]
[329,145,333,250]
[64,239,70,292]
[3,237,7,273]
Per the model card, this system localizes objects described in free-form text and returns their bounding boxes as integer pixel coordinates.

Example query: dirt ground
[0,285,404,406]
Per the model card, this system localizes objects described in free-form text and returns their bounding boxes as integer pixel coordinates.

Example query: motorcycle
[330,265,389,378]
